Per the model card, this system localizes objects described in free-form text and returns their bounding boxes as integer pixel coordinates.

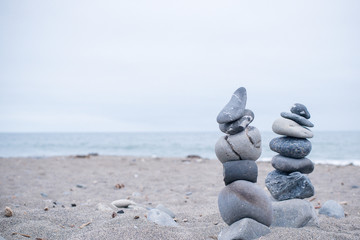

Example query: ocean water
[0,131,359,165]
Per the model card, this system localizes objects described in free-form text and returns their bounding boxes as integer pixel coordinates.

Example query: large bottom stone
[265,170,314,201]
[218,218,270,240]
[218,180,272,227]
[272,199,319,228]
[223,160,258,185]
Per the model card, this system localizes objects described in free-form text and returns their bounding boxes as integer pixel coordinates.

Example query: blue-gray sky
[1,1,359,132]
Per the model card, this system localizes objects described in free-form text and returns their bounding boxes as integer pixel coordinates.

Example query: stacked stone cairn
[215,87,272,240]
[265,103,315,201]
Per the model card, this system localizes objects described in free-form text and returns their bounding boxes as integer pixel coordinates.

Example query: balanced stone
[217,87,247,124]
[269,137,311,159]
[218,180,273,227]
[281,112,314,127]
[219,109,254,135]
[272,199,318,228]
[215,126,262,162]
[218,218,270,240]
[319,200,345,219]
[265,170,314,201]
[272,118,313,138]
[290,103,311,119]
[223,160,258,185]
[271,155,314,174]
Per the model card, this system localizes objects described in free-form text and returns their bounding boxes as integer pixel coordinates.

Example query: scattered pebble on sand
[111,199,136,208]
[112,212,117,218]
[115,183,125,189]
[117,210,124,214]
[134,216,140,219]
[71,204,76,207]
[44,207,49,211]
[5,206,13,217]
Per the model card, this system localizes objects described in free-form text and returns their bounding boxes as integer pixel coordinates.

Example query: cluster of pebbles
[265,103,315,201]
[215,87,272,240]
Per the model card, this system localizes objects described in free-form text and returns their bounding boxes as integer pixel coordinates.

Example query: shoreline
[1,156,360,239]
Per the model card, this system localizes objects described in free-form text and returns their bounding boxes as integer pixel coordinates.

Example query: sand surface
[0,156,359,240]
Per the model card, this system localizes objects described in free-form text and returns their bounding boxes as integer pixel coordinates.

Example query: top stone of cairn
[290,103,311,119]
[217,87,247,124]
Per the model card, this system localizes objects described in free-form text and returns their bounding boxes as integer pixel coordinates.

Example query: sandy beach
[0,155,359,240]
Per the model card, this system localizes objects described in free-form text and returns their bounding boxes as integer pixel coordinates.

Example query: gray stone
[272,199,319,228]
[290,103,311,119]
[271,155,314,174]
[0,236,5,240]
[218,180,273,227]
[319,200,345,219]
[111,199,136,208]
[219,109,254,135]
[223,160,258,185]
[269,137,312,159]
[155,204,175,218]
[147,209,178,227]
[272,118,313,138]
[215,126,262,163]
[218,218,270,240]
[217,87,247,124]
[281,112,314,127]
[265,170,314,201]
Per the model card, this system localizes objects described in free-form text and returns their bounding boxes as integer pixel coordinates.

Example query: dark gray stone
[218,180,273,227]
[223,160,258,185]
[319,200,345,219]
[265,170,314,201]
[272,199,319,228]
[215,126,262,162]
[281,112,314,127]
[217,87,247,124]
[271,155,314,174]
[218,218,270,240]
[290,103,311,119]
[147,209,178,227]
[272,117,313,138]
[269,137,312,159]
[219,109,254,135]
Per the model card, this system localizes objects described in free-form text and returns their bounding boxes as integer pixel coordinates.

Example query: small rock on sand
[111,199,136,208]
[319,200,345,219]
[156,204,176,218]
[5,206,13,217]
[147,209,178,227]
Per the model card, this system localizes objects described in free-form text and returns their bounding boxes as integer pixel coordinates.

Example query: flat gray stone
[147,209,178,227]
[272,118,313,138]
[269,137,312,159]
[218,180,273,227]
[217,87,247,124]
[272,199,319,228]
[215,126,262,163]
[218,218,270,240]
[290,103,311,119]
[223,160,258,185]
[219,109,254,135]
[111,199,136,208]
[281,112,314,127]
[319,200,345,219]
[271,155,314,174]
[155,204,175,218]
[265,170,314,201]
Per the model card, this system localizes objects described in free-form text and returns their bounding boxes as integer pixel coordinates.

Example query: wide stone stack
[215,87,272,240]
[265,103,315,201]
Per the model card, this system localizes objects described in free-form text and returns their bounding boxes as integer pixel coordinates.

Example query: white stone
[272,118,313,138]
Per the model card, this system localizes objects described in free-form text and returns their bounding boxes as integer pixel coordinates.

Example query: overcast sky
[0,1,359,132]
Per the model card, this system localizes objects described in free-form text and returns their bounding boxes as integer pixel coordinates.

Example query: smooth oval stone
[147,209,178,227]
[269,137,311,159]
[272,118,313,138]
[319,200,345,219]
[155,204,175,218]
[215,126,262,162]
[218,218,270,240]
[281,112,314,127]
[265,170,314,201]
[290,103,311,119]
[217,87,247,124]
[271,155,314,174]
[223,160,258,185]
[219,109,254,135]
[272,199,318,227]
[218,180,273,227]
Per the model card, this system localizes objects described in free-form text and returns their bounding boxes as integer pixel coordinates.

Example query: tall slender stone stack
[265,103,315,201]
[215,87,272,240]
